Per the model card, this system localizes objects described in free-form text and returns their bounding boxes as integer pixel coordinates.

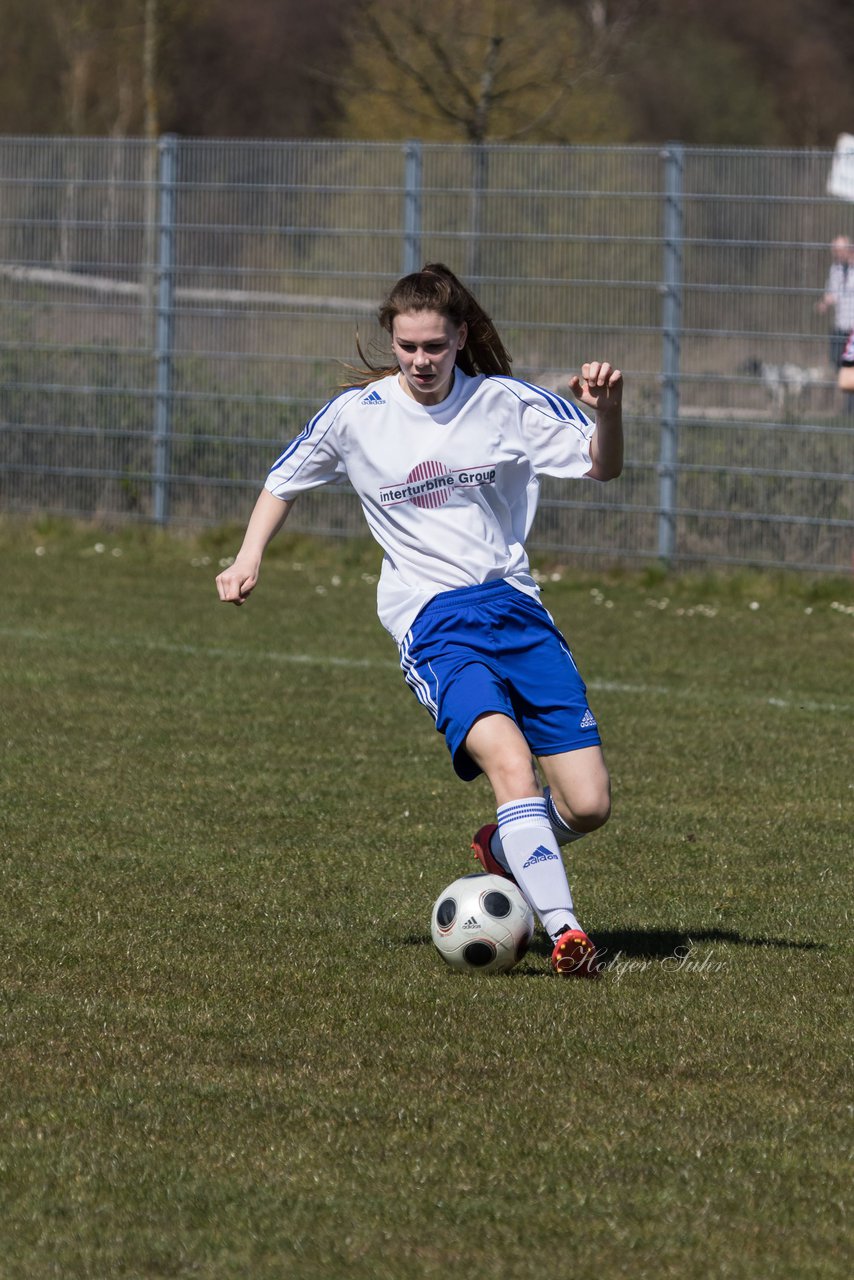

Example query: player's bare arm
[215,490,294,605]
[569,361,624,482]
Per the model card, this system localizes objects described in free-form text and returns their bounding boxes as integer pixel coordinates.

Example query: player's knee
[552,785,611,833]
[572,795,611,832]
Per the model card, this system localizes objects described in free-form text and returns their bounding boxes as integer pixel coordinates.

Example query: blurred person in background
[816,235,854,369]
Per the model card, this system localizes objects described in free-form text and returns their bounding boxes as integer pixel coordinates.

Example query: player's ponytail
[344,263,512,387]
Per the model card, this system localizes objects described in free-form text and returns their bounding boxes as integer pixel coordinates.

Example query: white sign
[827,133,854,201]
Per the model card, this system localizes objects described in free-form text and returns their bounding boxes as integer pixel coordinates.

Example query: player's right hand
[215,560,259,605]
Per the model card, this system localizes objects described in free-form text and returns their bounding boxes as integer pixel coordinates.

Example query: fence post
[152,133,178,525]
[659,142,684,563]
[403,140,423,275]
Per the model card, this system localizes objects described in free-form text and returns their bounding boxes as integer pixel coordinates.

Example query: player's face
[391,310,468,406]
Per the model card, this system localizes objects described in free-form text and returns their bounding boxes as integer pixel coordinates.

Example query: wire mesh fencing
[1,135,852,572]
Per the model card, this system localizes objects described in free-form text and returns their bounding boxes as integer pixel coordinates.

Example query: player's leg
[478,743,609,879]
[538,746,609,973]
[464,710,539,806]
[474,588,609,849]
[465,712,598,975]
[539,743,611,841]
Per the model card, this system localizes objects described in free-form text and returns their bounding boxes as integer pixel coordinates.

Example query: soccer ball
[430,873,534,975]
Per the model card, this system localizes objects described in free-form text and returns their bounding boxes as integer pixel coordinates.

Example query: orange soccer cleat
[550,927,601,978]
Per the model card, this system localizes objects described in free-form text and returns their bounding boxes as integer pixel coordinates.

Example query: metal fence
[1,135,853,572]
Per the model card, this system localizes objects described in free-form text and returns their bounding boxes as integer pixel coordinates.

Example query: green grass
[1,519,852,1279]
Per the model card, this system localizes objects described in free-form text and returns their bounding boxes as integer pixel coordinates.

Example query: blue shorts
[399,579,601,781]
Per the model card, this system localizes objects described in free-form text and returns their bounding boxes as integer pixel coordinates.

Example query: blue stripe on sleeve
[494,377,592,432]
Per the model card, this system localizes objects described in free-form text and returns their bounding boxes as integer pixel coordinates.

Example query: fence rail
[1,135,853,572]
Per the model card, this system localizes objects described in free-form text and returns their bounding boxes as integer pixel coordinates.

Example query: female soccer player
[216,264,623,977]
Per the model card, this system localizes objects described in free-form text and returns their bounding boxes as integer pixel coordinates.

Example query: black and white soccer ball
[430,873,534,974]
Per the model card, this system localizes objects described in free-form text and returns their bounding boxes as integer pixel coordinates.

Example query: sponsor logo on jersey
[361,389,386,405]
[379,458,497,509]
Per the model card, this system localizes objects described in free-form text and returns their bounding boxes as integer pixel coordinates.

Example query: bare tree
[337,0,623,145]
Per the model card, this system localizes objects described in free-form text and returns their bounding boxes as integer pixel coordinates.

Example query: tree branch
[361,9,474,130]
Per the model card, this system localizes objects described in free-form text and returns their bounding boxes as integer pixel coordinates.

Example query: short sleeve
[502,380,595,478]
[265,393,353,499]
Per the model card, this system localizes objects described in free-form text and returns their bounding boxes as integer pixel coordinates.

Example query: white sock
[496,797,580,943]
[489,785,586,867]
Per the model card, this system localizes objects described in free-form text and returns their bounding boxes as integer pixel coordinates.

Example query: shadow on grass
[526,926,825,962]
[403,927,823,958]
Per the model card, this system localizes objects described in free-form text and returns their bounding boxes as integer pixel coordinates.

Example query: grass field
[1,518,852,1279]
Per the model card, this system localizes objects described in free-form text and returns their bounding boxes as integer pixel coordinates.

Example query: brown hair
[345,263,512,387]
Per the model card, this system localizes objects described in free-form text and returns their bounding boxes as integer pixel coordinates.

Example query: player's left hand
[568,361,622,413]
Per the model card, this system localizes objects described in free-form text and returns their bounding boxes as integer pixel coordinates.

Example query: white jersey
[265,369,595,643]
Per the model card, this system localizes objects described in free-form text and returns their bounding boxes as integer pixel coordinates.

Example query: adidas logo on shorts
[580,708,597,729]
